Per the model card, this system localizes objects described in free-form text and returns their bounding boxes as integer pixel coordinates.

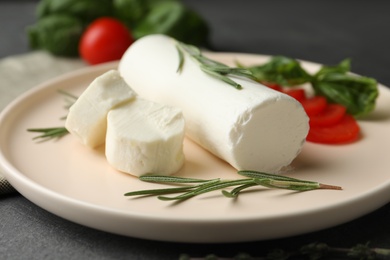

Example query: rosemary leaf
[207,65,257,80]
[140,175,220,184]
[28,127,69,140]
[178,42,201,57]
[57,89,78,101]
[195,55,226,67]
[221,190,236,198]
[176,44,185,73]
[239,170,315,183]
[222,183,259,198]
[158,179,254,201]
[240,171,342,190]
[176,41,254,89]
[201,66,243,89]
[124,186,195,197]
[255,179,322,191]
[27,90,77,141]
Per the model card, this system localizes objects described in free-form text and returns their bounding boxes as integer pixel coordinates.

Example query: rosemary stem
[158,179,254,201]
[175,41,254,89]
[127,170,342,201]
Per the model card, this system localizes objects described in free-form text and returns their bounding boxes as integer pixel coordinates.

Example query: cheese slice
[65,70,136,148]
[118,34,309,173]
[105,99,185,176]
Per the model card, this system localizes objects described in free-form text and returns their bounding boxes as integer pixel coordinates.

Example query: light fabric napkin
[0,51,86,195]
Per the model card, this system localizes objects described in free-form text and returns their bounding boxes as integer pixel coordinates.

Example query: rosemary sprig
[124,170,342,201]
[58,89,78,110]
[176,42,256,89]
[27,90,76,141]
[27,127,68,140]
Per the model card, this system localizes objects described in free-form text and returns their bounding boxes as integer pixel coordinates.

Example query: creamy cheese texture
[105,99,185,176]
[65,69,185,176]
[118,34,310,173]
[65,70,136,148]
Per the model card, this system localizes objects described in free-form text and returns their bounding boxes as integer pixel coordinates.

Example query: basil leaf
[315,58,351,75]
[241,56,312,86]
[27,15,83,56]
[133,1,209,46]
[36,0,113,24]
[240,56,379,117]
[113,0,179,28]
[313,69,378,117]
[113,0,148,28]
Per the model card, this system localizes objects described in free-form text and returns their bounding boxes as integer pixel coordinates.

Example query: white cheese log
[65,70,136,148]
[105,99,185,176]
[118,34,309,173]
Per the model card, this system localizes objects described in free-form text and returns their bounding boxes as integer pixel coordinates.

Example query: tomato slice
[259,82,360,144]
[301,96,327,116]
[309,104,346,127]
[281,88,306,102]
[307,114,360,144]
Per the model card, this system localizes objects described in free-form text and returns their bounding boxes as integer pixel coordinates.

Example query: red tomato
[281,88,306,102]
[79,17,134,65]
[259,82,361,144]
[261,82,283,91]
[309,104,346,127]
[307,114,360,144]
[300,96,327,116]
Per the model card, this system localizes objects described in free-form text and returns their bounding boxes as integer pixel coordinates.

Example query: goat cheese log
[118,34,309,173]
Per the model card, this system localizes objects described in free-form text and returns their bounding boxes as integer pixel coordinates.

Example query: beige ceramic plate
[1,53,390,243]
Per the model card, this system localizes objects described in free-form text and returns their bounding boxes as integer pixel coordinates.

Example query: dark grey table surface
[1,1,390,259]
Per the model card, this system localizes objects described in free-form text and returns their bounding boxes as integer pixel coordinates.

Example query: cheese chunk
[105,99,185,176]
[118,34,309,173]
[65,70,136,148]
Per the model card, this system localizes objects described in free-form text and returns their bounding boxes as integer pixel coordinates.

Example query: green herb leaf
[176,42,255,89]
[124,186,195,197]
[176,44,185,73]
[133,1,209,46]
[27,90,76,141]
[140,175,219,184]
[36,0,113,24]
[312,59,378,117]
[157,179,254,201]
[239,56,379,117]
[27,14,84,56]
[254,179,321,191]
[238,56,313,86]
[200,66,243,89]
[222,183,258,198]
[28,127,69,140]
[239,170,318,184]
[113,0,148,28]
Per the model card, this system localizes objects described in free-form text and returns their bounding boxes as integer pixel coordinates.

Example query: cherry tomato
[79,17,134,65]
[306,114,360,144]
[300,96,327,116]
[309,104,346,127]
[281,88,306,102]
